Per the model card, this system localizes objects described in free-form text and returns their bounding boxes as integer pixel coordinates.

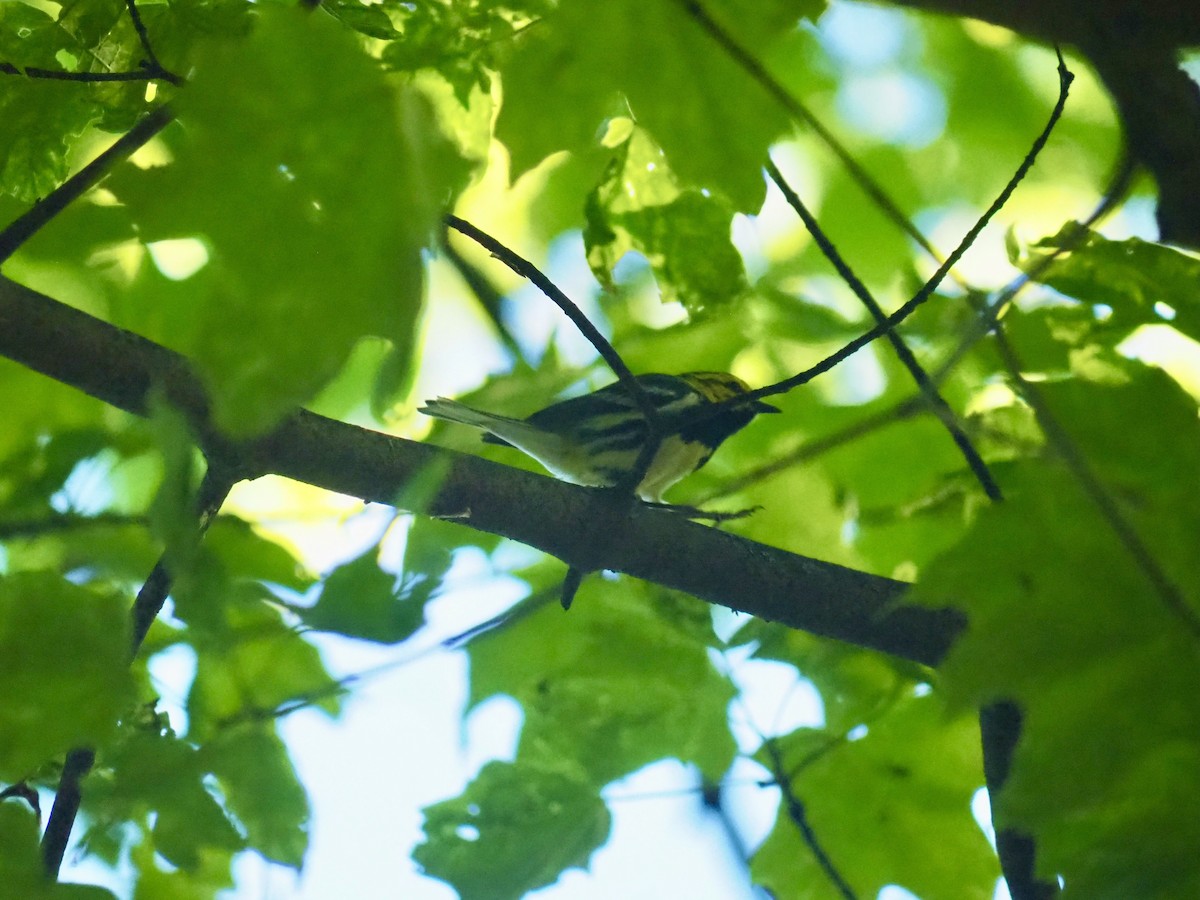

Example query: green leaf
[0,78,98,203]
[1032,227,1200,345]
[206,727,310,869]
[90,730,244,871]
[130,836,235,900]
[752,694,997,900]
[737,617,918,733]
[187,601,341,740]
[910,366,1200,897]
[303,545,417,643]
[469,579,737,784]
[378,0,552,101]
[0,573,134,779]
[0,3,83,71]
[204,517,314,593]
[108,7,467,434]
[0,804,118,899]
[414,758,611,900]
[303,516,453,643]
[497,0,808,211]
[585,126,748,315]
[326,0,401,40]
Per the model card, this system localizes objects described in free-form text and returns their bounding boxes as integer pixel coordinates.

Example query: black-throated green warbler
[419,372,778,502]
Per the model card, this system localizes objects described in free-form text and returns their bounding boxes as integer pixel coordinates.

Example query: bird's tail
[418,398,532,448]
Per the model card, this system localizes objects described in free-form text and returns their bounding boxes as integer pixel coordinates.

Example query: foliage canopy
[1,0,1199,898]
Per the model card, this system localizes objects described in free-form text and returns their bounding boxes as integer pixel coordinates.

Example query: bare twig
[443,214,666,497]
[442,215,656,423]
[124,0,179,83]
[130,467,235,651]
[0,104,175,265]
[40,466,234,879]
[765,161,1002,500]
[0,512,147,539]
[560,566,585,610]
[1,0,183,87]
[0,63,180,84]
[698,781,766,895]
[677,0,956,279]
[0,781,40,813]
[763,738,858,900]
[440,228,525,360]
[40,748,95,878]
[696,50,1073,420]
[939,147,1137,379]
[720,147,1133,504]
[980,702,1059,900]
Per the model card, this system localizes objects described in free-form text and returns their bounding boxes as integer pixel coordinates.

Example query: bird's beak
[754,401,781,413]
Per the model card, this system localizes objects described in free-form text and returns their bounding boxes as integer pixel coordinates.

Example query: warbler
[419,372,778,502]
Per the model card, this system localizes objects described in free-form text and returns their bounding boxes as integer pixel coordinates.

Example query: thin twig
[560,566,585,610]
[443,214,667,496]
[980,702,1059,900]
[1,0,183,87]
[0,511,149,539]
[765,161,1002,500]
[440,228,526,360]
[40,748,95,878]
[937,147,1137,380]
[0,104,175,265]
[442,215,655,422]
[677,0,962,286]
[763,738,858,900]
[218,590,562,730]
[40,466,234,879]
[441,588,557,649]
[130,466,234,650]
[0,63,179,84]
[697,50,1074,420]
[698,781,768,896]
[124,0,175,82]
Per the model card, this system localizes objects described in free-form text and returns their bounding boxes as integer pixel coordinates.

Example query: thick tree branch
[0,274,963,667]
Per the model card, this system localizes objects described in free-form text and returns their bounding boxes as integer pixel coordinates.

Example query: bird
[419,371,779,502]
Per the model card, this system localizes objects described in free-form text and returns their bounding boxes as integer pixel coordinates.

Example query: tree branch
[979,702,1059,900]
[877,0,1200,247]
[40,747,94,878]
[40,463,232,879]
[443,214,669,495]
[0,104,175,266]
[763,738,858,899]
[764,161,1002,501]
[0,274,964,667]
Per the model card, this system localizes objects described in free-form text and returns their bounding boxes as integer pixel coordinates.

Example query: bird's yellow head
[679,371,754,403]
[679,372,778,413]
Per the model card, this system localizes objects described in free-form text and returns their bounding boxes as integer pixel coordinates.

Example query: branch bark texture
[0,274,963,667]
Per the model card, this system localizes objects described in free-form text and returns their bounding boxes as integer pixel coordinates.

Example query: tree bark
[0,274,964,667]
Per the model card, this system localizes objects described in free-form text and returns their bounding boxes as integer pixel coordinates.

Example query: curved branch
[0,274,964,667]
[879,0,1200,246]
